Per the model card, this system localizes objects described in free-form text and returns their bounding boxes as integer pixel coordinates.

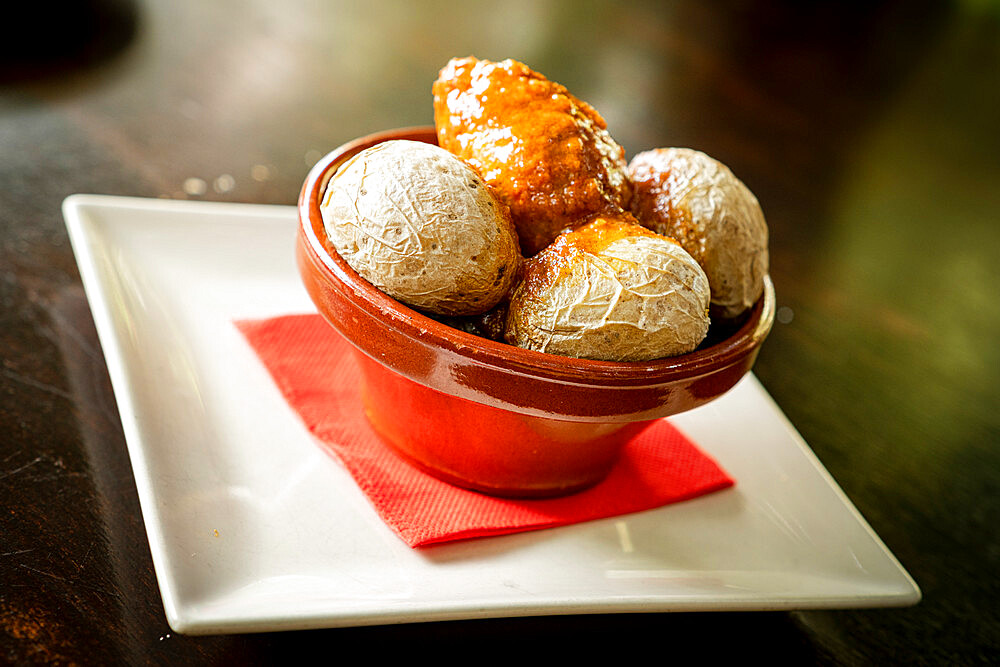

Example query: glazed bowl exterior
[297,127,775,498]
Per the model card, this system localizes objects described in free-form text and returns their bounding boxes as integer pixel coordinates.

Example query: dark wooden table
[3,1,997,663]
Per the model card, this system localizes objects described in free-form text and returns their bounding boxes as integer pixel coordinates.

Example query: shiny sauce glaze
[628,158,701,262]
[433,57,632,257]
[515,213,669,298]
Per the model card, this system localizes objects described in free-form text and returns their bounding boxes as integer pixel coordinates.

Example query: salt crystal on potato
[505,215,710,361]
[629,148,769,320]
[320,140,522,316]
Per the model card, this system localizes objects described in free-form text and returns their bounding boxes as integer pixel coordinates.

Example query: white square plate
[63,194,920,635]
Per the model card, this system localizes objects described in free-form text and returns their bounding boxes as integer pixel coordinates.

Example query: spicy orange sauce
[516,213,672,298]
[629,160,699,260]
[433,57,632,257]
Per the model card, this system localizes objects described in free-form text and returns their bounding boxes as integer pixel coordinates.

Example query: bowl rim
[298,126,774,386]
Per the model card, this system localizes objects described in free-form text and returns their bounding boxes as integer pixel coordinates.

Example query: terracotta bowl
[297,127,775,498]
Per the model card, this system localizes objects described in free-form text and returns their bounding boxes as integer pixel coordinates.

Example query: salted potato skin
[629,148,769,320]
[433,56,632,257]
[505,215,711,361]
[320,140,522,317]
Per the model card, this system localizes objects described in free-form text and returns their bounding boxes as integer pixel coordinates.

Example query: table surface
[2,0,998,663]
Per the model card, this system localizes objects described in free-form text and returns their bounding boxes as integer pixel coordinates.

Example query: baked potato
[505,215,710,361]
[320,139,522,316]
[433,57,632,256]
[629,148,769,319]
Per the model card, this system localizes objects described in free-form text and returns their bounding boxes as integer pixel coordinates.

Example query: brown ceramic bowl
[297,127,775,498]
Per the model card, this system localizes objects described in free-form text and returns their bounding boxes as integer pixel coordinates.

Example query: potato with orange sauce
[505,215,711,361]
[629,148,769,320]
[433,56,632,257]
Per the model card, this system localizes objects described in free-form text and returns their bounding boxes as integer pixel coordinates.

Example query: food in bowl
[317,56,772,360]
[298,130,776,498]
[505,215,711,361]
[433,56,632,257]
[628,148,769,320]
[319,139,521,316]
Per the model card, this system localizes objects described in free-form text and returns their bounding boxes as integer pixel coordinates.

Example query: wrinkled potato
[433,56,632,257]
[320,140,522,316]
[505,215,710,361]
[628,148,769,320]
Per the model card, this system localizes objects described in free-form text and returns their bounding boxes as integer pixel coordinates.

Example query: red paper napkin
[236,314,734,547]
